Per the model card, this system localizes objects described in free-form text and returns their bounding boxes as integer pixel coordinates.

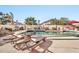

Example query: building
[40,19,52,25]
[40,20,79,31]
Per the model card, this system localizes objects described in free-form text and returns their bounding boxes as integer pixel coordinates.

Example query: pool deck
[32,35,79,40]
[0,30,79,53]
[0,40,79,53]
[46,37,79,40]
[0,35,79,53]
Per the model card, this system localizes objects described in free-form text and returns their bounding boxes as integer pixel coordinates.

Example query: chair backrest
[30,40,52,53]
[39,40,52,50]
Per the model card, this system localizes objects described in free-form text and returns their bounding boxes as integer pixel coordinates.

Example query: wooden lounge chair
[13,36,53,53]
[12,35,35,50]
[0,34,17,46]
[30,39,53,53]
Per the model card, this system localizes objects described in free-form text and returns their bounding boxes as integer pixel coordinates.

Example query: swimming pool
[18,30,79,37]
[33,31,79,37]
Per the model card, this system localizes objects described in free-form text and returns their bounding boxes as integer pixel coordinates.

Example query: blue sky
[0,5,79,23]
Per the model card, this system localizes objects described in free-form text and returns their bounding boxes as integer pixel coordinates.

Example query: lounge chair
[13,36,53,53]
[30,38,53,53]
[0,34,17,46]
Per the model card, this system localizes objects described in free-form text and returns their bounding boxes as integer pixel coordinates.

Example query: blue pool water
[33,31,79,37]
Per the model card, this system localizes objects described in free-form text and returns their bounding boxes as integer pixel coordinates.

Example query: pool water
[34,31,79,37]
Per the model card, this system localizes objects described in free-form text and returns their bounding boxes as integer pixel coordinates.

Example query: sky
[0,5,79,23]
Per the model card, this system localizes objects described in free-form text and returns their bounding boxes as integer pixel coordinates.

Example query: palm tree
[25,17,37,25]
[0,12,14,25]
[0,12,3,24]
[9,12,14,24]
[59,17,69,25]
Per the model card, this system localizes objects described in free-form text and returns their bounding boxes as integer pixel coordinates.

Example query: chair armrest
[31,40,44,49]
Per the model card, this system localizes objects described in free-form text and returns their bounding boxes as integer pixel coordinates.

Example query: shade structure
[67,21,79,24]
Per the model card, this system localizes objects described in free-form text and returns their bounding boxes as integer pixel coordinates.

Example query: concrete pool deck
[1,30,79,53]
[0,39,79,53]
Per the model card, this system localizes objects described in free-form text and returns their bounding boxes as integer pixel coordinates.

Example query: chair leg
[30,49,40,53]
[42,50,46,53]
[13,45,20,50]
[47,49,53,53]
